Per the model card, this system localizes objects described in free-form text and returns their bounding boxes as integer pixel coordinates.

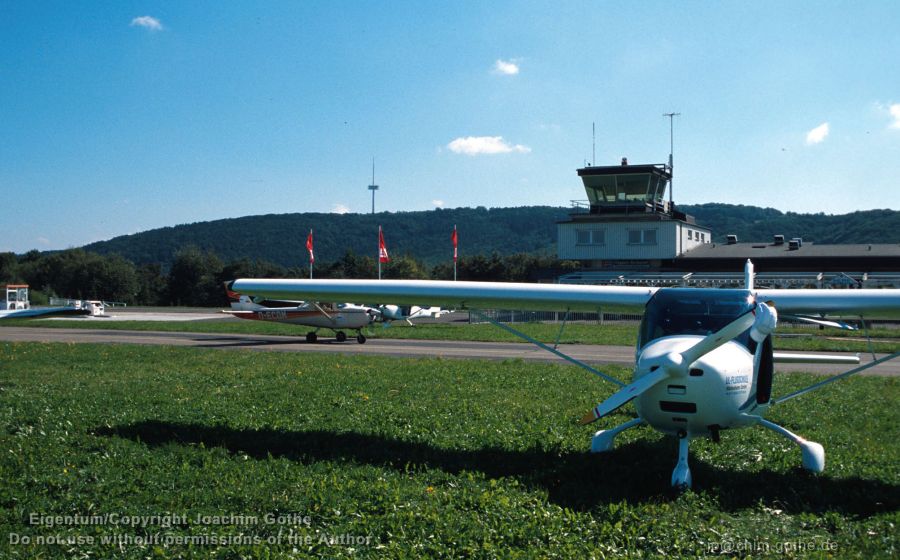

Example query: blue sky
[2,1,899,253]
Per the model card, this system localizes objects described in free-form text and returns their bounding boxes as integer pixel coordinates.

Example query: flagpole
[453,224,457,281]
[309,229,313,279]
[378,225,382,280]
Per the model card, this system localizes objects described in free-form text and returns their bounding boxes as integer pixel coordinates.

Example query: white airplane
[230,261,900,489]
[224,288,450,343]
[224,289,376,343]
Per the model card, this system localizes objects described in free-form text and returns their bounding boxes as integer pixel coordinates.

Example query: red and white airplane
[231,261,900,489]
[224,287,448,344]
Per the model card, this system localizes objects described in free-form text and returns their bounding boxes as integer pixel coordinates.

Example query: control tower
[577,161,673,215]
[557,160,711,268]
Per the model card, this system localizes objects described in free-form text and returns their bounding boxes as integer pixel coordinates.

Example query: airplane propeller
[373,304,415,327]
[579,302,777,425]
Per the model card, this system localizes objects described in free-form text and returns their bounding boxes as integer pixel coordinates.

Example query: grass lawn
[7,317,900,353]
[1,343,897,558]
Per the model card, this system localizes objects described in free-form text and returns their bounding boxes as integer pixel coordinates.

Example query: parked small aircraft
[230,261,900,488]
[224,288,449,343]
[225,290,375,343]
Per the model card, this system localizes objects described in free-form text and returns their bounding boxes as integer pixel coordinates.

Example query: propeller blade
[579,368,670,425]
[679,306,760,366]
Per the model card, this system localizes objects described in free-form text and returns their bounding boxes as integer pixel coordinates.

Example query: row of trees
[1,248,580,308]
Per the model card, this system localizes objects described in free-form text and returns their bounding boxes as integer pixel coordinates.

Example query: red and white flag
[451,225,458,262]
[378,226,390,263]
[306,230,314,264]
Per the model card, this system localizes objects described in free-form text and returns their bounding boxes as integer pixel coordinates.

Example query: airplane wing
[230,279,900,318]
[229,279,657,312]
[751,289,900,316]
[0,307,91,320]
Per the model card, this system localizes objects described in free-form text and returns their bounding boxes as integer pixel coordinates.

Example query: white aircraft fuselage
[235,304,374,330]
[634,337,760,438]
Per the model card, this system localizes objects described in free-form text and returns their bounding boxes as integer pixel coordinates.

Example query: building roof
[577,163,672,179]
[681,242,900,259]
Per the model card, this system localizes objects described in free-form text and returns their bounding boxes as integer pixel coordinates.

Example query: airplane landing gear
[305,332,318,343]
[757,417,825,473]
[356,333,367,344]
[671,431,692,491]
[336,331,347,343]
[590,418,643,453]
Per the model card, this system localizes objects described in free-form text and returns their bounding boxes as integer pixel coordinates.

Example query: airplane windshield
[638,289,755,350]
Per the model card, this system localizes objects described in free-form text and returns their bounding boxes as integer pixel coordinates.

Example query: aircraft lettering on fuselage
[258,310,288,321]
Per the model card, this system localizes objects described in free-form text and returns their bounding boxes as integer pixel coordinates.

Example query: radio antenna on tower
[663,112,680,206]
[592,122,596,166]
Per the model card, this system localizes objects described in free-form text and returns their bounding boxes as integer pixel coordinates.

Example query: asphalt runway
[1,326,897,377]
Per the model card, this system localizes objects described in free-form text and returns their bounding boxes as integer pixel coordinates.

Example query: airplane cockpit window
[638,289,755,350]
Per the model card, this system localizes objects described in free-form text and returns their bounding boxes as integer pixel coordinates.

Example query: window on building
[627,228,658,245]
[687,230,693,240]
[576,229,604,245]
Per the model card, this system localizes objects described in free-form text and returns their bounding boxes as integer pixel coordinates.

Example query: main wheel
[305,332,318,343]
[356,333,367,344]
[336,331,347,342]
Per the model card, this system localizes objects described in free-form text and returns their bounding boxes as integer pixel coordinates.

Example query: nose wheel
[671,431,692,491]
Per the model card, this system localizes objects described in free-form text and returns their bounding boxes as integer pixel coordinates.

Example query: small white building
[2,284,30,311]
[558,162,710,269]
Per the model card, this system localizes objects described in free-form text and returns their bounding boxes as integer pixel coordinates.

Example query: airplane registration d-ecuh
[229,261,900,489]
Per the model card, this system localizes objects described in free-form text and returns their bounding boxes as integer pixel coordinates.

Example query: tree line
[79,205,900,272]
[0,248,580,307]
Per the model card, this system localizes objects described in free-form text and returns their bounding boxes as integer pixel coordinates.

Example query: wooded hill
[82,204,900,269]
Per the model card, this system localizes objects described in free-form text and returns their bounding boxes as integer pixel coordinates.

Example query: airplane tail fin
[223,281,263,311]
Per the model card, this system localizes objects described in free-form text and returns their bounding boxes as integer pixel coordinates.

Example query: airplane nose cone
[659,352,685,376]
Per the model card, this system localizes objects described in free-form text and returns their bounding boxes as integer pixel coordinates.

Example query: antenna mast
[592,122,595,166]
[367,157,379,215]
[663,112,680,206]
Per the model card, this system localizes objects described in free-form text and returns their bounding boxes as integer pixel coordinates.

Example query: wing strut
[470,310,626,387]
[312,302,333,320]
[771,350,900,405]
[552,309,570,350]
[860,316,877,361]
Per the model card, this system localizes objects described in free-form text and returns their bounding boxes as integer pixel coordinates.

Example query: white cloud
[331,204,350,214]
[36,236,51,246]
[432,199,445,207]
[889,104,900,129]
[130,16,163,31]
[805,122,829,145]
[447,136,531,156]
[492,59,520,75]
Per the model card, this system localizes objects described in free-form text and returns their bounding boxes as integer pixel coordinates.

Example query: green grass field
[9,317,900,353]
[1,343,897,558]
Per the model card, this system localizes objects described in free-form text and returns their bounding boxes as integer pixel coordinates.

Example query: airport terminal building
[557,161,900,288]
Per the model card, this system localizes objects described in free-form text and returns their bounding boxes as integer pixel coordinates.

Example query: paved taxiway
[1,326,896,376]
